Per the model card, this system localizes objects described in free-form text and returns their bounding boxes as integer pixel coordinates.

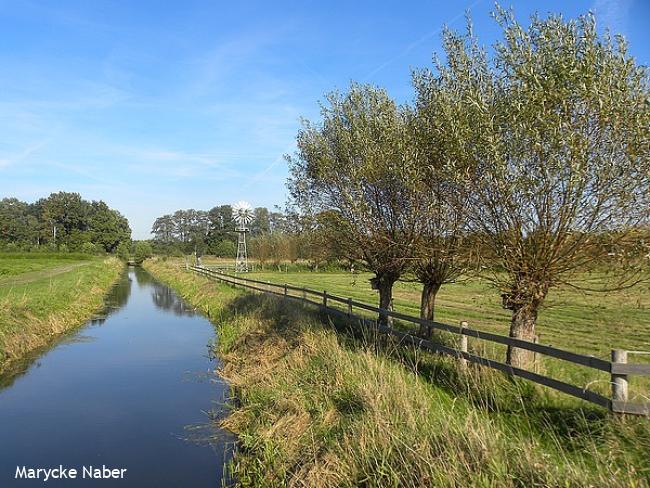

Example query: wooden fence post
[459,321,468,370]
[612,349,629,405]
[284,284,288,297]
[323,291,328,310]
[347,297,353,318]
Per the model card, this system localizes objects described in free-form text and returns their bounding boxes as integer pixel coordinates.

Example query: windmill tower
[233,201,253,272]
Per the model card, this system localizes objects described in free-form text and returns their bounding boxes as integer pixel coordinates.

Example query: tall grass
[145,259,650,487]
[0,256,123,371]
[244,269,650,400]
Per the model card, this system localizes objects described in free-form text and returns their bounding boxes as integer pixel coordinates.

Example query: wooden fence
[190,265,650,416]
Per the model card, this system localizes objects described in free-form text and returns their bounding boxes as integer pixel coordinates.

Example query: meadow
[243,268,650,359]
[0,252,93,278]
[146,258,650,487]
[198,258,650,402]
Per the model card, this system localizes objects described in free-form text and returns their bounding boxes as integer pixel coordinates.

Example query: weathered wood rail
[190,265,650,416]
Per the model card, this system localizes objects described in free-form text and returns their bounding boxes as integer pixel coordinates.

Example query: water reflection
[0,271,131,387]
[0,267,230,487]
[149,282,197,317]
[86,270,132,325]
[133,266,154,286]
[104,270,132,311]
[125,265,197,316]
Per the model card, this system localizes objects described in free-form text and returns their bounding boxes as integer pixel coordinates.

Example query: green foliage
[286,6,650,364]
[115,242,131,262]
[80,242,99,255]
[151,204,295,259]
[0,192,131,253]
[87,201,131,252]
[212,239,236,258]
[415,8,650,365]
[288,83,423,318]
[133,241,153,264]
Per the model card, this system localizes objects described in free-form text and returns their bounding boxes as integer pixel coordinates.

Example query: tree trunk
[506,302,539,369]
[419,281,441,339]
[377,279,395,327]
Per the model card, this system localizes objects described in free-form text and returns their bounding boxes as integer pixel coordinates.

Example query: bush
[2,243,21,252]
[213,240,236,258]
[81,242,98,255]
[133,241,153,264]
[115,242,130,261]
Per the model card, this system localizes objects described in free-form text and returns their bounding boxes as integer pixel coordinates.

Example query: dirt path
[0,262,92,287]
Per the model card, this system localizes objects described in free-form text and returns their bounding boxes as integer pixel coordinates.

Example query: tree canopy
[0,192,131,253]
[287,7,650,366]
[150,204,290,256]
[288,84,422,323]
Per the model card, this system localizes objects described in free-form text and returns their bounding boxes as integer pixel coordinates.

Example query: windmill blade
[233,200,253,226]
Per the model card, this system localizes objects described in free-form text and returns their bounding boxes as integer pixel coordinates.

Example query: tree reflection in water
[141,268,196,317]
[0,269,133,387]
[89,269,132,325]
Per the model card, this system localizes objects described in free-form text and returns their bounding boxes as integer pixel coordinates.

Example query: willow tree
[436,10,650,368]
[407,74,475,334]
[288,83,420,325]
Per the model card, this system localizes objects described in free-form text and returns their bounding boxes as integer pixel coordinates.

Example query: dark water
[0,267,232,487]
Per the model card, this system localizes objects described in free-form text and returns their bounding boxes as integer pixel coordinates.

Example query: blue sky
[1,0,648,239]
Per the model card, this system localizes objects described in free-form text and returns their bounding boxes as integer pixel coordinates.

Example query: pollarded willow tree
[288,83,421,325]
[436,10,650,368]
[407,74,476,334]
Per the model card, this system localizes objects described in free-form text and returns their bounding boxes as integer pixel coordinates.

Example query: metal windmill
[233,201,254,272]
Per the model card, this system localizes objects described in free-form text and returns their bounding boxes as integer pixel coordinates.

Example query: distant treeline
[0,192,131,254]
[151,205,290,256]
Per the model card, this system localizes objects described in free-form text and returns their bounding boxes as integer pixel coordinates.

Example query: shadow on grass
[222,290,630,446]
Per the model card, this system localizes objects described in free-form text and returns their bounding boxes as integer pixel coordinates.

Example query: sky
[1,0,648,239]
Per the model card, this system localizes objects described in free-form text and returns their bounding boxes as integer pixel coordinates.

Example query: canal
[0,267,232,486]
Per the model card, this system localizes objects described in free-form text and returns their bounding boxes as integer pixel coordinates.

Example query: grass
[146,258,650,487]
[241,269,650,358]
[0,253,123,372]
[230,268,650,401]
[0,252,93,278]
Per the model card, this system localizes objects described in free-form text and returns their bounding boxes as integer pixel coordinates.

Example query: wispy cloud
[592,0,633,35]
[363,0,483,81]
[186,26,288,100]
[117,145,244,181]
[0,140,49,168]
[243,141,296,190]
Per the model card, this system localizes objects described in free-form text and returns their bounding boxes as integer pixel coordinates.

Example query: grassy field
[146,258,650,487]
[195,257,650,404]
[0,252,94,278]
[234,268,650,399]
[0,253,123,372]
[240,269,650,358]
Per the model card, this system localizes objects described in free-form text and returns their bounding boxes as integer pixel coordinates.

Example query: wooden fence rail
[190,265,650,416]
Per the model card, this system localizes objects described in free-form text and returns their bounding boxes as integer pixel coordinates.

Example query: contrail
[363,0,483,81]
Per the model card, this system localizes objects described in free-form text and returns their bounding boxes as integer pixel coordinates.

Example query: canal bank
[0,256,124,374]
[143,258,650,488]
[0,266,233,487]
